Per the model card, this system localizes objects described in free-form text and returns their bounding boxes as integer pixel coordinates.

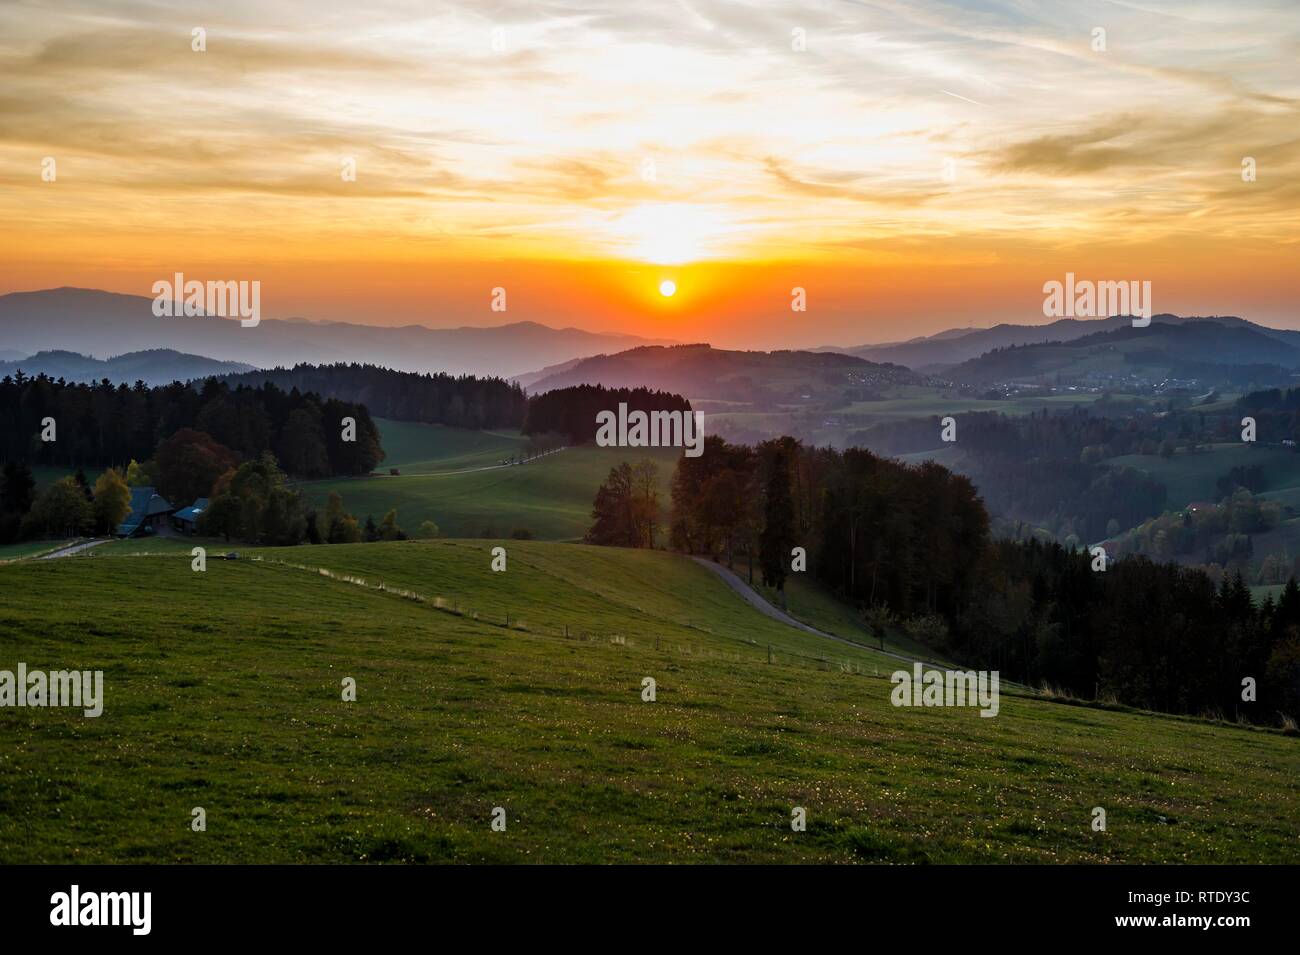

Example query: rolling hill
[358,419,530,475]
[17,415,661,542]
[0,348,253,385]
[945,321,1300,388]
[306,443,681,541]
[1,540,1294,863]
[523,344,923,404]
[0,287,675,380]
[287,415,677,541]
[831,314,1300,373]
[1105,443,1300,513]
[513,356,585,389]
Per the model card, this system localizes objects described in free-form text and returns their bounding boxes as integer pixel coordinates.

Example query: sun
[659,279,677,297]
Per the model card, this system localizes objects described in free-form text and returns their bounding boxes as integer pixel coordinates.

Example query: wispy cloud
[0,0,1297,335]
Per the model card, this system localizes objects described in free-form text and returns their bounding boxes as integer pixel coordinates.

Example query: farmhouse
[172,498,209,534]
[116,487,174,537]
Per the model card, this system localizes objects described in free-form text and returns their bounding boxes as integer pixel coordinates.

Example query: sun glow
[659,279,676,297]
[609,203,739,265]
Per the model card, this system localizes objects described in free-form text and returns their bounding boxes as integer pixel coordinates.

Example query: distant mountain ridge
[0,348,253,385]
[0,287,676,380]
[826,314,1300,372]
[945,320,1300,387]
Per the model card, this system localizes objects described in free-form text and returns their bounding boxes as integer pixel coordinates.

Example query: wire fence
[254,555,901,680]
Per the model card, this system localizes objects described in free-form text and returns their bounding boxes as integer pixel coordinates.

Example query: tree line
[853,409,1170,544]
[194,453,427,547]
[217,363,526,430]
[955,539,1300,721]
[666,437,988,618]
[523,384,692,444]
[589,435,988,618]
[0,462,133,543]
[0,372,383,479]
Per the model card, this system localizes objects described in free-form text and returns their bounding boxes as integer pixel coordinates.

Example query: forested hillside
[0,372,383,477]
[218,363,526,430]
[594,432,1300,721]
[523,383,692,443]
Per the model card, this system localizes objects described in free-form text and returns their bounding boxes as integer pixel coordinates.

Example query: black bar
[0,864,1285,940]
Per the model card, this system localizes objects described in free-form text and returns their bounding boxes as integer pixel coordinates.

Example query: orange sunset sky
[2,0,1298,348]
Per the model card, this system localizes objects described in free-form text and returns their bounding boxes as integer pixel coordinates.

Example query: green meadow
[0,538,75,561]
[88,536,221,557]
[1107,443,1300,512]
[32,465,102,490]
[0,540,1296,864]
[306,444,681,541]
[894,446,965,468]
[364,419,528,475]
[833,389,1117,419]
[702,386,1145,451]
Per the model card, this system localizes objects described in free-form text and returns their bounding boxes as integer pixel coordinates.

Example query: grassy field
[1245,516,1300,555]
[74,534,944,660]
[1251,583,1288,603]
[1108,443,1300,511]
[66,533,971,663]
[32,465,102,490]
[306,445,682,541]
[85,535,226,557]
[746,571,953,663]
[833,390,1116,418]
[1,539,1296,864]
[1187,393,1244,413]
[705,387,1147,450]
[0,538,75,561]
[894,446,966,468]
[1,534,226,562]
[368,418,528,474]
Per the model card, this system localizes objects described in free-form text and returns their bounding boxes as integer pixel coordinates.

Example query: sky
[1,0,1298,348]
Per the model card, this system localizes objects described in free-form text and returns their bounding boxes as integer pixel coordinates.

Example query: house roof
[116,486,174,535]
[174,498,209,523]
